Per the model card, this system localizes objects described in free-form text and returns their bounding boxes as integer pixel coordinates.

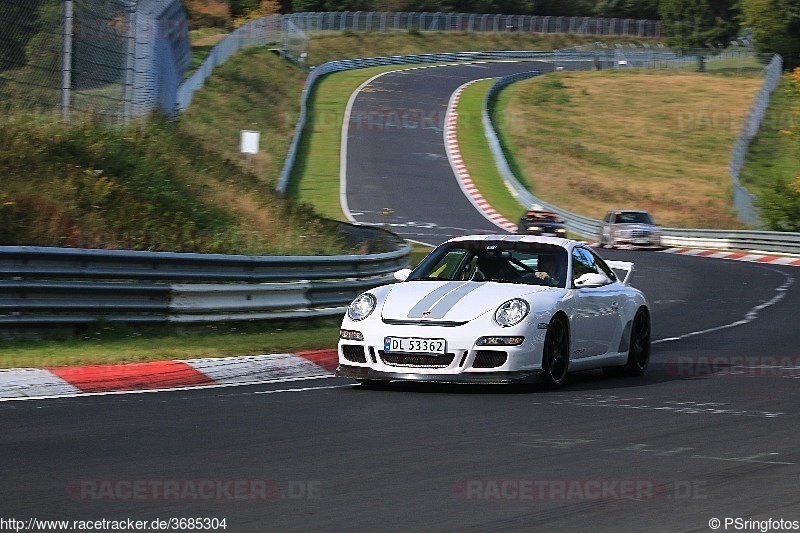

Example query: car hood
[381,281,550,322]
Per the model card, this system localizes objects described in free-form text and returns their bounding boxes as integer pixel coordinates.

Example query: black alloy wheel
[542,315,570,389]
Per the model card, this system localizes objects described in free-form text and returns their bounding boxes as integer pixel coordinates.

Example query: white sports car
[336,235,651,388]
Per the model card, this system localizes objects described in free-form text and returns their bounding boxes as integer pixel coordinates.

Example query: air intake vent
[379,352,456,368]
[341,345,367,363]
[472,351,508,369]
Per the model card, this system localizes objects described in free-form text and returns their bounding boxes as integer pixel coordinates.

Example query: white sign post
[240,130,260,165]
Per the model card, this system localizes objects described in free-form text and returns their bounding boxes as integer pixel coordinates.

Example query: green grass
[304,32,654,67]
[288,65,413,218]
[739,74,800,196]
[0,110,345,254]
[0,321,341,369]
[455,79,528,223]
[738,73,800,231]
[491,70,763,229]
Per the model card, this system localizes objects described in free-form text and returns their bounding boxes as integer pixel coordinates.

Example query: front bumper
[611,238,661,249]
[336,364,544,384]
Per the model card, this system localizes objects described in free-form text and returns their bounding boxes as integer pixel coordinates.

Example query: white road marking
[253,384,352,395]
[654,271,794,344]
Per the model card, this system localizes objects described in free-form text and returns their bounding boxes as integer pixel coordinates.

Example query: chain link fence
[1,0,190,122]
[3,8,665,123]
[728,54,783,229]
[0,0,64,113]
[285,12,662,37]
[176,16,282,113]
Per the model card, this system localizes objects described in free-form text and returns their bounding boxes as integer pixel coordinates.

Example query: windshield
[616,211,654,224]
[523,212,562,223]
[408,241,568,288]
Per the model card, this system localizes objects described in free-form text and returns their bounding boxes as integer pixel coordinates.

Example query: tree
[532,0,596,16]
[659,0,741,48]
[594,0,660,19]
[0,0,44,71]
[742,0,800,70]
[230,0,261,18]
[759,177,800,231]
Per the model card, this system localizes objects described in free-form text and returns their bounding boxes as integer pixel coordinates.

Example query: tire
[542,315,570,389]
[603,307,651,377]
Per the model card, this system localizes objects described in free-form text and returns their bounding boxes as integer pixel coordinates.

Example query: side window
[587,248,617,282]
[572,248,597,280]
[571,248,611,285]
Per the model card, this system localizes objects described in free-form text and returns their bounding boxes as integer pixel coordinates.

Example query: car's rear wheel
[604,307,651,377]
[542,315,570,388]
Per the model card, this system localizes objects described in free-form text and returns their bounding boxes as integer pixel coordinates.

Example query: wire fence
[728,54,783,228]
[1,0,66,114]
[3,8,667,123]
[0,0,190,122]
[285,12,662,37]
[176,16,282,113]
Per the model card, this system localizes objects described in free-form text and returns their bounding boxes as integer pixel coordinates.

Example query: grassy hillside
[739,72,800,231]
[0,111,345,255]
[494,70,764,229]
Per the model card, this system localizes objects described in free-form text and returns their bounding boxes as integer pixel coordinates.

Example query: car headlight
[347,293,377,321]
[495,298,530,327]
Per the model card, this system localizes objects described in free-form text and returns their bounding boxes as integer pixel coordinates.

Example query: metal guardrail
[481,69,800,252]
[0,231,410,327]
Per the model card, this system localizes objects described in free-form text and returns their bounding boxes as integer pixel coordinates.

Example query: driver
[535,255,561,286]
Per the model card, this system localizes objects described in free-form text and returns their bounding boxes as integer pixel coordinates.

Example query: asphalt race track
[344,60,569,245]
[1,62,799,532]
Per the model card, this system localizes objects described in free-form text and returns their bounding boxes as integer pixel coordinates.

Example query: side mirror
[574,272,609,288]
[394,268,412,282]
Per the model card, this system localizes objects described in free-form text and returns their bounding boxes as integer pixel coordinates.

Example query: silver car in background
[599,210,661,249]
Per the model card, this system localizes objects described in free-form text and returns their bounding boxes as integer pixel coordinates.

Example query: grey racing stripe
[427,283,484,318]
[408,282,483,319]
[408,282,464,318]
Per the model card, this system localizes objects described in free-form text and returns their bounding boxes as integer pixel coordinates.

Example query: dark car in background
[599,210,661,249]
[516,208,567,237]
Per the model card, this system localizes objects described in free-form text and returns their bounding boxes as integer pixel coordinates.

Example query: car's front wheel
[542,315,570,389]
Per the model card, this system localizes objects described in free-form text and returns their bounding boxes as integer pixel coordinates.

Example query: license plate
[384,336,446,355]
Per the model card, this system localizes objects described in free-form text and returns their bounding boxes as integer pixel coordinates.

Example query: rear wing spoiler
[606,260,634,285]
